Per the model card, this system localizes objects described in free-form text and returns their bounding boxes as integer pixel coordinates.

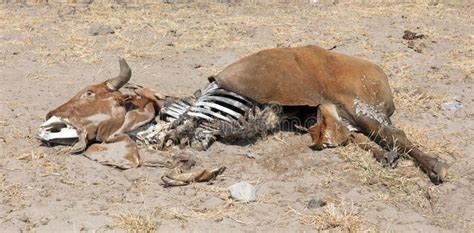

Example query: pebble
[441,101,462,111]
[307,197,327,209]
[88,24,115,36]
[228,181,257,202]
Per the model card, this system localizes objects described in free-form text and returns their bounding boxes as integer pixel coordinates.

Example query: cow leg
[350,132,399,168]
[355,116,448,184]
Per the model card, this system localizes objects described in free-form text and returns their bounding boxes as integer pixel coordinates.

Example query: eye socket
[82,90,95,98]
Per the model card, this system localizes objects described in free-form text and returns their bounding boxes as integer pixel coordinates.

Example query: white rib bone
[175,100,191,109]
[166,116,177,122]
[188,106,233,122]
[207,89,251,103]
[167,105,187,114]
[164,109,181,119]
[203,82,219,92]
[193,102,243,119]
[186,111,214,121]
[200,95,250,111]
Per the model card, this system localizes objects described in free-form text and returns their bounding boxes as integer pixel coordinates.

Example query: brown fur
[46,63,160,168]
[215,45,448,184]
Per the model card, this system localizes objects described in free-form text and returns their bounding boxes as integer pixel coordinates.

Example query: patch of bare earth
[0,2,473,232]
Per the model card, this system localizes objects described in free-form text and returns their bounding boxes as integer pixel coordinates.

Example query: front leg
[350,131,399,168]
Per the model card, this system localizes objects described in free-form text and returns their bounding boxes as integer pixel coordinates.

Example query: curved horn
[106,57,131,90]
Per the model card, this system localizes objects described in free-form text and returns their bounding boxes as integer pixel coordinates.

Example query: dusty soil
[0,2,473,232]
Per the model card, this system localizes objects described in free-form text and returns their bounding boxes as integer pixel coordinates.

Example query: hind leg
[354,115,448,184]
[350,132,399,168]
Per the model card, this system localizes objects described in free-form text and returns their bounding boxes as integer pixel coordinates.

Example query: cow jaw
[37,116,79,146]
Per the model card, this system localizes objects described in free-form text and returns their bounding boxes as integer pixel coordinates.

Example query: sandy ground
[0,2,473,232]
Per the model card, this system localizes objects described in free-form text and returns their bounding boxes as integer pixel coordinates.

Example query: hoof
[428,161,449,185]
[379,151,399,168]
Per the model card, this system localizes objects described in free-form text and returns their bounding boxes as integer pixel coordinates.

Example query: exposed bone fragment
[37,116,79,145]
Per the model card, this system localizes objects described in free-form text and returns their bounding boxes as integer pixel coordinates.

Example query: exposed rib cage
[137,82,280,150]
[161,81,256,134]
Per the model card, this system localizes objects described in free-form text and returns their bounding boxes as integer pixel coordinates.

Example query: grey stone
[88,24,114,36]
[441,101,462,111]
[228,181,256,202]
[307,197,327,209]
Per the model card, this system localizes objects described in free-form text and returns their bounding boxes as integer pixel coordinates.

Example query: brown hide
[309,103,351,149]
[215,45,395,119]
[45,59,159,168]
[214,45,448,184]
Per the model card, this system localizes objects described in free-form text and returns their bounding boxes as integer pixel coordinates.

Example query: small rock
[403,30,424,40]
[307,197,327,209]
[441,101,462,111]
[228,181,256,202]
[88,24,115,36]
[19,215,30,223]
[40,217,50,225]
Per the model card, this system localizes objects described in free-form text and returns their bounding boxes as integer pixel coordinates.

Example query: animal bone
[37,116,79,145]
[140,81,279,150]
[161,166,226,187]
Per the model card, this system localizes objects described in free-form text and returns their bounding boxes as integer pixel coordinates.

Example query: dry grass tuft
[391,83,450,115]
[338,144,436,213]
[115,210,159,232]
[157,200,250,224]
[447,47,474,79]
[295,202,361,232]
[400,125,458,158]
[16,150,47,161]
[146,183,250,225]
[4,183,24,201]
[339,144,416,189]
[192,182,229,200]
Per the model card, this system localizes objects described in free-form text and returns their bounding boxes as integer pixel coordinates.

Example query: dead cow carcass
[155,45,449,184]
[38,45,449,184]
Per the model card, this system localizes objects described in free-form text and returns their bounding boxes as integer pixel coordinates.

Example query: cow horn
[106,57,132,90]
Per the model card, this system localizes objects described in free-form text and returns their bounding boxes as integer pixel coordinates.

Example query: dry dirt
[0,2,473,232]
